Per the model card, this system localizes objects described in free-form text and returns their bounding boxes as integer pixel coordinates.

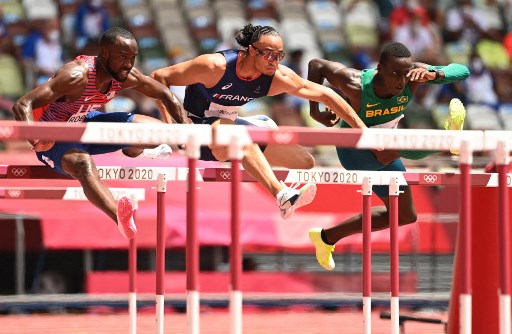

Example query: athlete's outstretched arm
[307,59,348,89]
[12,61,88,123]
[307,59,357,127]
[408,62,470,85]
[150,54,225,88]
[12,61,88,149]
[270,66,367,129]
[123,67,187,124]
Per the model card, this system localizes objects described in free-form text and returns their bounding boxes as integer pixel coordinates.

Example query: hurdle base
[380,311,447,333]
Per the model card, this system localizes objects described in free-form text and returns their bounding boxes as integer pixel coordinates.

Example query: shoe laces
[280,181,301,190]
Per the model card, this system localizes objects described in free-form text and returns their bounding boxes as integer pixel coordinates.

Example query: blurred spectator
[21,20,45,90]
[373,0,395,40]
[0,6,24,113]
[351,50,376,70]
[401,84,438,129]
[342,0,380,61]
[282,49,306,124]
[419,0,444,27]
[436,81,467,106]
[215,29,238,52]
[337,0,379,71]
[74,0,110,54]
[0,4,19,59]
[503,30,512,60]
[34,19,63,86]
[0,5,7,52]
[21,20,44,62]
[464,52,500,110]
[443,0,502,44]
[442,0,482,65]
[284,49,304,77]
[475,38,509,70]
[388,0,430,38]
[393,6,438,63]
[476,0,506,41]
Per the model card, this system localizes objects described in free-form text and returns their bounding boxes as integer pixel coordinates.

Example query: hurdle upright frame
[389,176,402,334]
[497,140,511,334]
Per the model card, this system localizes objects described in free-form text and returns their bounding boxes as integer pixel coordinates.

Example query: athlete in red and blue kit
[13,27,186,239]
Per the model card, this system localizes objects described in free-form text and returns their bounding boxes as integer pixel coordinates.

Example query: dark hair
[379,42,411,64]
[235,23,280,48]
[100,27,135,47]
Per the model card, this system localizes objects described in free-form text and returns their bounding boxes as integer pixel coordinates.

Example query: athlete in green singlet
[306,42,470,270]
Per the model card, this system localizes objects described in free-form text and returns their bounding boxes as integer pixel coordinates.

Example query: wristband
[428,67,440,80]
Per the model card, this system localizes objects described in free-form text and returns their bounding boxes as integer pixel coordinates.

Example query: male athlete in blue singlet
[12,27,186,239]
[306,42,470,270]
[152,24,368,219]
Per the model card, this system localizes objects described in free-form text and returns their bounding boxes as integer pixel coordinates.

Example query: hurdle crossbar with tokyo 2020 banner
[2,120,512,334]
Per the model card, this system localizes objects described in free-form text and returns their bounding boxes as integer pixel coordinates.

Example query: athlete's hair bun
[235,23,260,48]
[235,24,279,48]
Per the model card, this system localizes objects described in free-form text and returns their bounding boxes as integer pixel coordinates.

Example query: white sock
[141,144,172,160]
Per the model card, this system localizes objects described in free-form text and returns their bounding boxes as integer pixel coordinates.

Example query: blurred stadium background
[2,0,512,332]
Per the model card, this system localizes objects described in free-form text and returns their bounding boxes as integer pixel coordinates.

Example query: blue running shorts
[35,110,135,175]
[192,115,274,161]
[336,147,407,198]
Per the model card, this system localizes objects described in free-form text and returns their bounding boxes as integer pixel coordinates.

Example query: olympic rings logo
[7,190,21,198]
[423,174,438,183]
[11,168,27,177]
[272,132,294,144]
[219,171,231,180]
[0,126,14,138]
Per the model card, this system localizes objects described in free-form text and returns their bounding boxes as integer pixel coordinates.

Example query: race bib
[204,102,240,121]
[370,114,405,129]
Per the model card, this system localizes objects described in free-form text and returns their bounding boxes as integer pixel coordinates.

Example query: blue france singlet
[183,49,274,120]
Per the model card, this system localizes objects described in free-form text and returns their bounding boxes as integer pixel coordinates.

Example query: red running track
[0,309,447,334]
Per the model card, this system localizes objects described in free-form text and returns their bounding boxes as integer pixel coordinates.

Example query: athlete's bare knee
[131,114,162,124]
[398,210,417,226]
[122,147,143,158]
[301,154,315,169]
[210,146,229,161]
[63,153,97,179]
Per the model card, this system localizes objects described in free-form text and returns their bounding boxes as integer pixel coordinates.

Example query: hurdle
[0,163,202,334]
[2,120,512,333]
[213,124,510,334]
[0,120,212,334]
[0,186,145,334]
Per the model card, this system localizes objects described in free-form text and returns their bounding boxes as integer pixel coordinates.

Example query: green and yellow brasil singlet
[341,68,413,128]
[340,69,435,160]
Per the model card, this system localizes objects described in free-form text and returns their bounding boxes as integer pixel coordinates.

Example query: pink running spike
[117,196,136,239]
